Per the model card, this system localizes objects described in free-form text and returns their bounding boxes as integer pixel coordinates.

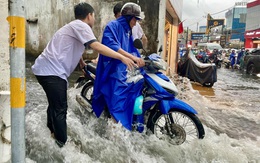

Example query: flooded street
[191,68,260,141]
[25,57,260,163]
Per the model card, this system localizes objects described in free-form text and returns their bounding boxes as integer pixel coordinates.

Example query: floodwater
[25,57,260,163]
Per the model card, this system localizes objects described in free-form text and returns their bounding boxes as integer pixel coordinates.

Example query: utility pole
[7,0,26,162]
[186,27,189,48]
[207,28,210,43]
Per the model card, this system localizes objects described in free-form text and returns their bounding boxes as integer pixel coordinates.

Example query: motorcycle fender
[159,98,198,114]
[76,76,85,83]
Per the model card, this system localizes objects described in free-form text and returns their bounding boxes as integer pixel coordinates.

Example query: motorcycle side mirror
[133,39,147,56]
[133,39,143,49]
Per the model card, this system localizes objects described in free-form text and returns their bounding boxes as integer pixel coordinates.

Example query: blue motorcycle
[76,40,205,145]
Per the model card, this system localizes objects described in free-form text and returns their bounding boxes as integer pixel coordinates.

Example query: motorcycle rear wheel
[148,110,205,145]
[81,81,111,118]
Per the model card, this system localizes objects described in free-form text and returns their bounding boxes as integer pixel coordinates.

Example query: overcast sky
[182,0,253,31]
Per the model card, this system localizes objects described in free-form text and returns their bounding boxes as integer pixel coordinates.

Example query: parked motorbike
[75,39,205,145]
[209,53,222,68]
[217,55,223,68]
[196,53,205,63]
[196,52,209,63]
[223,58,231,69]
[178,50,217,87]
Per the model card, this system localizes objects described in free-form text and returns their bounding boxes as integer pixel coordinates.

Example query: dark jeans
[36,75,68,144]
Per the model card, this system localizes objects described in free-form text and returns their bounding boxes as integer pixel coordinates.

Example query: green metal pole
[7,0,26,162]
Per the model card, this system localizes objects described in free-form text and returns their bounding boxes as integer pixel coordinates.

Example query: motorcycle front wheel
[148,110,205,145]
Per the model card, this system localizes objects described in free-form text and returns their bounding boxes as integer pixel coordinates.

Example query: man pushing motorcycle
[32,2,137,148]
[92,2,145,130]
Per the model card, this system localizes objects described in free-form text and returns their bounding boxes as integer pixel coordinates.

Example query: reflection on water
[190,67,260,141]
[191,83,215,97]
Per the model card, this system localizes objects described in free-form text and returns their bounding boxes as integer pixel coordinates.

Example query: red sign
[247,0,260,8]
[244,29,260,38]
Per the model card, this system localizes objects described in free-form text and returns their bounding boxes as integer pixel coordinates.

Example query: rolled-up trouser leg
[36,75,68,144]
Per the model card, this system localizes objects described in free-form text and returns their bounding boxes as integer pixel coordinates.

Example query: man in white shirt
[132,21,148,49]
[32,2,137,148]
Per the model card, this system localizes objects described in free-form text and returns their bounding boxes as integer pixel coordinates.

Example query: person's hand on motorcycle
[117,49,144,68]
[132,56,145,68]
[121,56,138,70]
[79,57,87,75]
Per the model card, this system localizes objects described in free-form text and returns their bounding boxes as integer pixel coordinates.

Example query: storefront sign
[235,2,247,6]
[207,19,225,29]
[244,29,260,38]
[191,32,205,40]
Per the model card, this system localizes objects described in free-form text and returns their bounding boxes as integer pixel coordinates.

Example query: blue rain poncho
[229,52,236,67]
[92,16,144,130]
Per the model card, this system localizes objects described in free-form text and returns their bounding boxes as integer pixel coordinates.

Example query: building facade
[162,0,183,73]
[24,0,183,73]
[244,0,260,48]
[199,26,207,33]
[225,2,247,46]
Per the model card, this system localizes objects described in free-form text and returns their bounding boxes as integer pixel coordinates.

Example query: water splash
[25,69,260,162]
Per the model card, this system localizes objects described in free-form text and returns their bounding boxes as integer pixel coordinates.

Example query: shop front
[245,0,260,48]
[160,0,183,74]
[244,29,260,48]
